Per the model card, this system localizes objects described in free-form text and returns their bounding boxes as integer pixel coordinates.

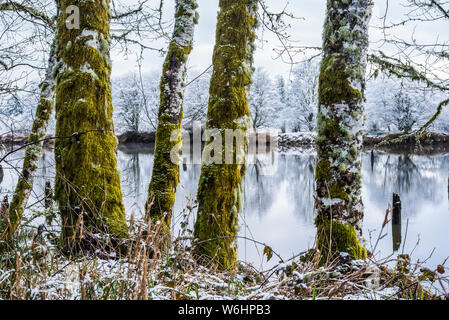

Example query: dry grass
[1,201,448,301]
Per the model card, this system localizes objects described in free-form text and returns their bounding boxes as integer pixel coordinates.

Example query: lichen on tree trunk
[315,0,374,262]
[193,0,258,271]
[0,38,60,245]
[145,0,198,246]
[54,0,128,252]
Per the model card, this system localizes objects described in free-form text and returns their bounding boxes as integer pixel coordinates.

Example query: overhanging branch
[0,1,55,29]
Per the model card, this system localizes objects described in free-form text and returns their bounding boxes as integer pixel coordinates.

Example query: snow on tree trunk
[54,0,128,252]
[315,0,373,262]
[145,0,198,246]
[0,38,60,245]
[193,0,258,271]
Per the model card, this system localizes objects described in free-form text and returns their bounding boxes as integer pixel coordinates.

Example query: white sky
[111,0,447,80]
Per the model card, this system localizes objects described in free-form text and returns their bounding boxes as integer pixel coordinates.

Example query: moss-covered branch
[369,51,449,92]
[0,1,55,29]
[374,97,449,149]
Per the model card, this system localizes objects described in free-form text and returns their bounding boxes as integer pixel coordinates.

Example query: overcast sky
[111,0,446,80]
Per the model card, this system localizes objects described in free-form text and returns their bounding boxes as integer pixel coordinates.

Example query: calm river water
[1,144,448,270]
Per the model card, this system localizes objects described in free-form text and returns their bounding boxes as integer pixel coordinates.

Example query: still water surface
[1,145,448,270]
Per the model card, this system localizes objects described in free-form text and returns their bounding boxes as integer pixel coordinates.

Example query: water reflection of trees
[117,151,152,217]
[244,153,316,223]
[176,163,201,209]
[117,148,319,224]
[0,149,55,212]
[119,153,142,201]
[99,148,449,225]
[3,147,448,255]
[117,148,203,219]
[364,151,448,216]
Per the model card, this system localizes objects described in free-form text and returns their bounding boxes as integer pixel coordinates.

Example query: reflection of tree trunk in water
[44,181,53,210]
[381,155,392,191]
[254,159,264,215]
[392,193,402,252]
[370,150,375,173]
[0,165,3,185]
[131,153,141,197]
[396,154,419,193]
[41,152,47,176]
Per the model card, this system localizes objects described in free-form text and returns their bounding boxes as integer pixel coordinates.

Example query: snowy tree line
[1,60,448,137]
[108,60,449,136]
[110,67,212,134]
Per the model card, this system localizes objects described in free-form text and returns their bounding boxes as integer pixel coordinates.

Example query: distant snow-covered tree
[112,71,160,134]
[0,91,37,134]
[365,75,397,134]
[272,75,290,133]
[365,74,441,135]
[287,60,320,132]
[276,75,287,104]
[248,68,275,129]
[114,73,144,133]
[391,89,419,133]
[3,96,23,117]
[141,72,160,131]
[183,67,212,128]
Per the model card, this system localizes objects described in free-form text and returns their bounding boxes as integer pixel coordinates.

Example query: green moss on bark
[314,0,373,259]
[318,56,362,106]
[54,0,127,251]
[193,0,258,271]
[146,0,198,247]
[316,217,367,264]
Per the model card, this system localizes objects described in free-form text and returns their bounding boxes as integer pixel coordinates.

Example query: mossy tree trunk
[145,0,198,246]
[54,0,128,252]
[315,0,373,262]
[0,38,60,245]
[193,0,258,271]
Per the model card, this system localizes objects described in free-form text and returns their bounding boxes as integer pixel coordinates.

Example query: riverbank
[2,131,449,155]
[363,132,449,155]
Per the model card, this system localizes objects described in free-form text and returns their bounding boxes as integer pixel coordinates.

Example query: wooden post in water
[392,193,402,251]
